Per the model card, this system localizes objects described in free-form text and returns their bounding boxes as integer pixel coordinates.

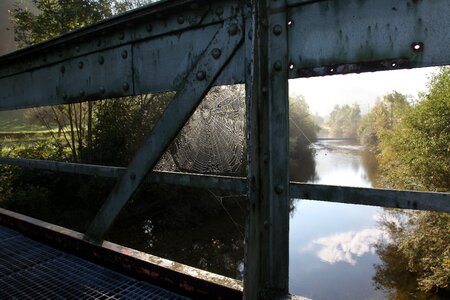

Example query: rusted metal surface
[0,208,242,299]
[0,0,245,110]
[287,0,450,78]
[245,1,290,299]
[86,18,244,241]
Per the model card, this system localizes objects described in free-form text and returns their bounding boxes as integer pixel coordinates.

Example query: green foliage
[375,210,450,297]
[289,95,319,182]
[328,103,361,138]
[373,68,450,296]
[378,69,449,191]
[90,93,172,166]
[358,91,410,151]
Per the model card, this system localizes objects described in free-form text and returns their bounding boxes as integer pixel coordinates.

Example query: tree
[358,91,410,151]
[289,95,319,182]
[373,68,450,296]
[327,103,361,138]
[9,0,150,161]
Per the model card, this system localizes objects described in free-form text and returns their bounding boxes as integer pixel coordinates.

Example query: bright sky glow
[289,67,438,116]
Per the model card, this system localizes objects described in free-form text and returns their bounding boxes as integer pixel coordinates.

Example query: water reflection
[300,228,389,265]
[289,140,385,299]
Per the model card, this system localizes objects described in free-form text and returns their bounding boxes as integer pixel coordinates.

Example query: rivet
[60,66,65,74]
[78,61,84,69]
[228,23,238,36]
[100,87,105,94]
[211,48,221,59]
[262,86,268,94]
[177,16,184,24]
[275,185,284,194]
[98,56,104,65]
[119,32,125,40]
[79,90,85,96]
[215,6,224,16]
[196,70,206,81]
[122,82,130,91]
[263,220,269,229]
[146,24,153,32]
[121,50,128,59]
[273,24,282,35]
[75,46,80,52]
[130,172,136,180]
[274,61,282,71]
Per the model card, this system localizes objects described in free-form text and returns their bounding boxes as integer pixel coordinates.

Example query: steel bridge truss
[0,0,449,298]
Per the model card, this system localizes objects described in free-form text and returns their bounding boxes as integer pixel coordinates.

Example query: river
[289,140,385,299]
[110,139,390,299]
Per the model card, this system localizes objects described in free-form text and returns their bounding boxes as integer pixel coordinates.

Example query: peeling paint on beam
[287,0,450,78]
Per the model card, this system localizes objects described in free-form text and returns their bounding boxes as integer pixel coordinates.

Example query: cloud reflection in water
[300,228,390,265]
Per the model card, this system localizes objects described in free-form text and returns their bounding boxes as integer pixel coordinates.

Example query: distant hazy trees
[327,103,361,138]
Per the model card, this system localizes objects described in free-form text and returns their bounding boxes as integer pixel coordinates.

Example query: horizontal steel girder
[1,157,448,213]
[1,0,450,109]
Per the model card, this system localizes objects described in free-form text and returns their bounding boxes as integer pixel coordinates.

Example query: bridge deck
[0,225,189,299]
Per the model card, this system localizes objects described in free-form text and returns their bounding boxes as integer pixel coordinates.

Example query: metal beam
[290,182,450,213]
[0,157,247,192]
[0,0,245,110]
[287,0,450,77]
[246,1,290,299]
[85,19,244,241]
[1,157,448,212]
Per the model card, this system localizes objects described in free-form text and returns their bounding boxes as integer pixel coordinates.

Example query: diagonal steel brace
[86,20,244,241]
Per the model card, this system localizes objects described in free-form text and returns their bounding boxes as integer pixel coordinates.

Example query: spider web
[156,86,245,175]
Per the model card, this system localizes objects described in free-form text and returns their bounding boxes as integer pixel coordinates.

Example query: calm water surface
[289,140,384,299]
[110,139,389,299]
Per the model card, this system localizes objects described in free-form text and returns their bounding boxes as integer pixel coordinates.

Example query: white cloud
[299,228,390,265]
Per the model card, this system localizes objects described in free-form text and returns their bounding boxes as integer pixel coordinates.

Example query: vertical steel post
[245,0,290,299]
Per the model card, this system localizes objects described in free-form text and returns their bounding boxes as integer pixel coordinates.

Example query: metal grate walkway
[0,225,190,299]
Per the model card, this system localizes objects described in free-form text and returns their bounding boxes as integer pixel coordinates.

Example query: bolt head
[78,61,84,69]
[99,87,105,94]
[211,48,221,59]
[177,16,184,24]
[215,6,224,16]
[119,32,125,40]
[263,220,269,229]
[228,23,238,36]
[60,66,65,74]
[79,90,85,96]
[121,50,128,59]
[98,56,105,65]
[275,185,284,194]
[196,70,206,81]
[122,82,130,91]
[274,61,282,71]
[273,24,282,35]
[75,46,80,52]
[146,24,153,32]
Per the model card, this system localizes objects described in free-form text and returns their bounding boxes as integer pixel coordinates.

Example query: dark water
[109,140,391,299]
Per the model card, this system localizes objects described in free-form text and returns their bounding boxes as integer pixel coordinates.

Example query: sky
[289,67,438,117]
